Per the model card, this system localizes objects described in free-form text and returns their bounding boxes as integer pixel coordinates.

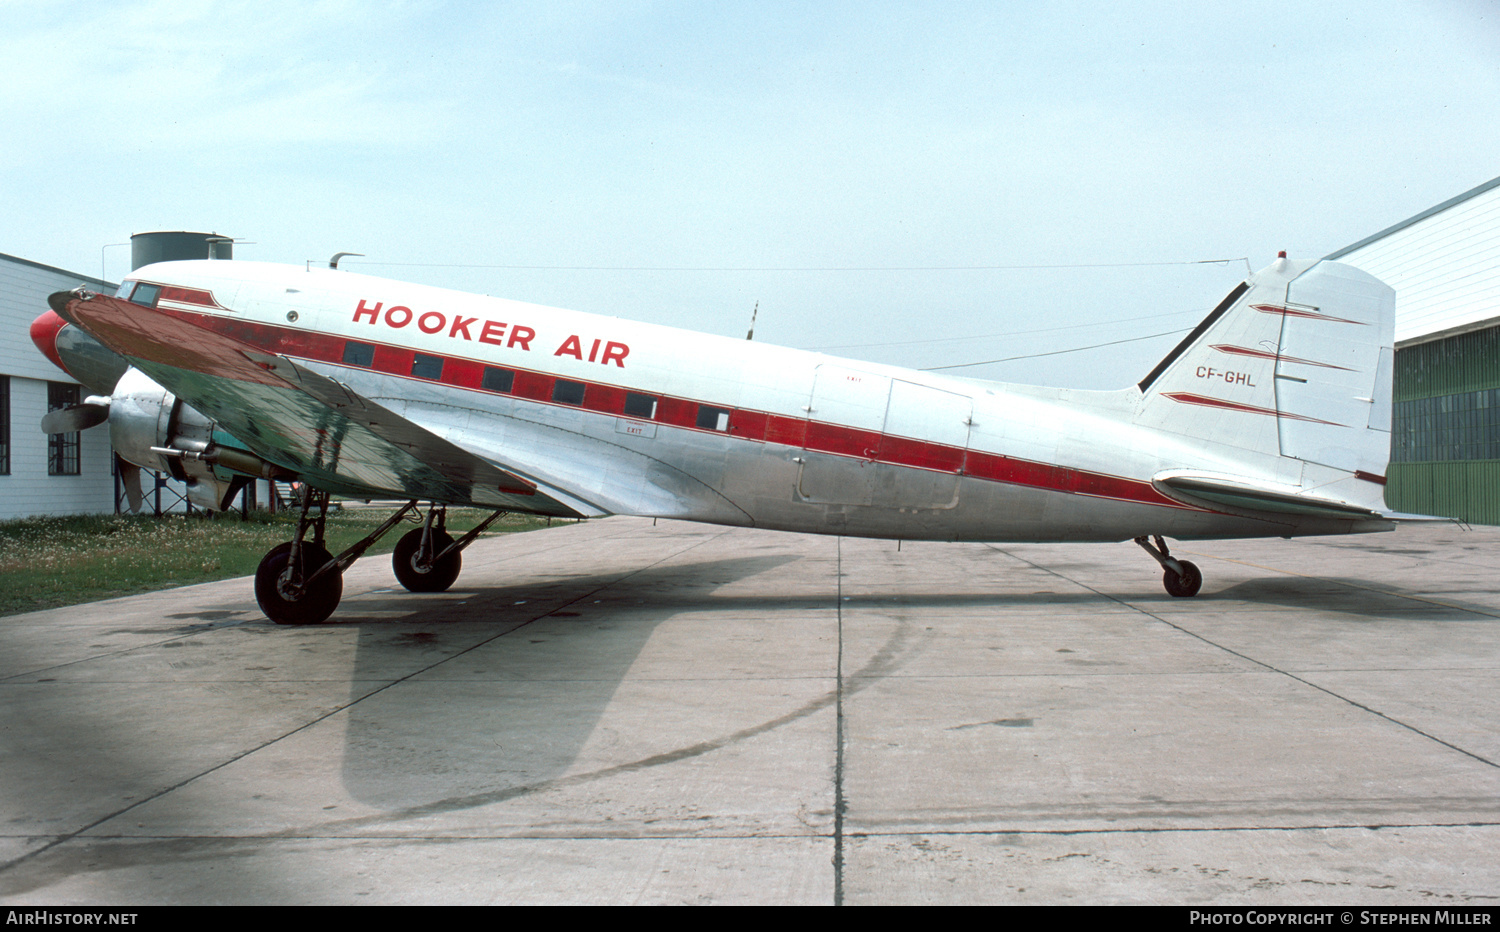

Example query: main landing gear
[253,490,511,625]
[392,507,464,593]
[1134,534,1203,598]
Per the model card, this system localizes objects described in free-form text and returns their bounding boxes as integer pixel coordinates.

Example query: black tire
[255,542,342,625]
[1163,560,1203,598]
[393,528,462,592]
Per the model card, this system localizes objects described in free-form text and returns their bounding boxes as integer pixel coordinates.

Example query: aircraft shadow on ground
[325,548,1481,816]
[326,549,1494,815]
[1208,575,1500,621]
[4,552,1493,897]
[333,552,822,812]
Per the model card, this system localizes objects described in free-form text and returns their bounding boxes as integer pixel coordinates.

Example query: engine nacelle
[108,368,288,511]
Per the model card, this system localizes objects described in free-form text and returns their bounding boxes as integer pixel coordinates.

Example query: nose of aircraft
[30,309,70,375]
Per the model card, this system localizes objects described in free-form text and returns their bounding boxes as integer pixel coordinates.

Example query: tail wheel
[1163,560,1203,598]
[255,542,342,625]
[393,528,462,592]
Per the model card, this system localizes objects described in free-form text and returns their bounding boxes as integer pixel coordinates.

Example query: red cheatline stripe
[106,295,1199,512]
[1162,392,1344,426]
[1210,344,1353,371]
[1250,304,1364,325]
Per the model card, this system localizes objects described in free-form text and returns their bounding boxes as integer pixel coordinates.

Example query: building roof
[0,251,114,291]
[1325,175,1500,347]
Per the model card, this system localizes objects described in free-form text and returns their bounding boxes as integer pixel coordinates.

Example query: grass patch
[0,507,556,617]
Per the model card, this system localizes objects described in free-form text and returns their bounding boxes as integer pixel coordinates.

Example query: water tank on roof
[130,231,233,270]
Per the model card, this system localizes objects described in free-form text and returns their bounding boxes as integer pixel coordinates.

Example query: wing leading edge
[50,289,590,517]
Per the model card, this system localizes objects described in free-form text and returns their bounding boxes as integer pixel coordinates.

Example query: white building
[1328,175,1500,348]
[0,252,117,519]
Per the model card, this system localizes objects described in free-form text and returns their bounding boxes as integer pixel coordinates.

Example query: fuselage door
[797,365,892,505]
[795,367,972,510]
[879,379,971,509]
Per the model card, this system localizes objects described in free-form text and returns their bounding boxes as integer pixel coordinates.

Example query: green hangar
[1328,175,1500,525]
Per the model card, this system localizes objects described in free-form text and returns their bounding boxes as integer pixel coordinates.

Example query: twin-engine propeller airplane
[32,252,1399,624]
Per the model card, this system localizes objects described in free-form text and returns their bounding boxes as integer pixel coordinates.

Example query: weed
[0,507,551,616]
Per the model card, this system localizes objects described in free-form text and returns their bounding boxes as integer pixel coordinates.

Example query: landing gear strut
[392,505,510,593]
[252,493,511,624]
[255,540,342,625]
[1134,534,1203,598]
[256,488,349,625]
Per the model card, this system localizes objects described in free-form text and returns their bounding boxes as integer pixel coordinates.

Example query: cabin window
[47,382,81,476]
[128,282,161,308]
[623,392,658,419]
[114,281,135,299]
[696,405,731,431]
[342,341,376,367]
[552,379,586,406]
[411,353,444,380]
[481,366,515,393]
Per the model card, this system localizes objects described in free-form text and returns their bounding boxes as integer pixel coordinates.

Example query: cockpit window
[129,283,161,307]
[115,281,135,299]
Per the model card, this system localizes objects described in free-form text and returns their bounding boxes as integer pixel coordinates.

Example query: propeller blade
[40,401,110,434]
[219,475,252,512]
[118,457,144,513]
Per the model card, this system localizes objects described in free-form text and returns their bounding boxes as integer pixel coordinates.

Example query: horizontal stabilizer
[1153,472,1385,520]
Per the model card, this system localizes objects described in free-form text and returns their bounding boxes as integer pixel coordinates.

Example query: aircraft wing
[49,289,589,517]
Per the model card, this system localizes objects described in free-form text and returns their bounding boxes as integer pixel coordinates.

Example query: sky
[5,0,1499,389]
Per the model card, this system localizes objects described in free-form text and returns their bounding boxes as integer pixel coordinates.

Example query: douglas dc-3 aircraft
[31,253,1398,624]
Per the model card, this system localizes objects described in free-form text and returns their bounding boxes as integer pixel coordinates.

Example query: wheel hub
[275,567,305,601]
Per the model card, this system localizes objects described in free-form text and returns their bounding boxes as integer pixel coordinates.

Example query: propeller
[38,395,148,511]
[39,397,111,434]
[116,456,145,513]
[32,306,276,514]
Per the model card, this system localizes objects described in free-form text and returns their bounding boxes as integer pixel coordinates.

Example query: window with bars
[1392,388,1500,462]
[47,382,81,476]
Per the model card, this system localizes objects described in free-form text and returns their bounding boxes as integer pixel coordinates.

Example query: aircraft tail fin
[1134,257,1395,512]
